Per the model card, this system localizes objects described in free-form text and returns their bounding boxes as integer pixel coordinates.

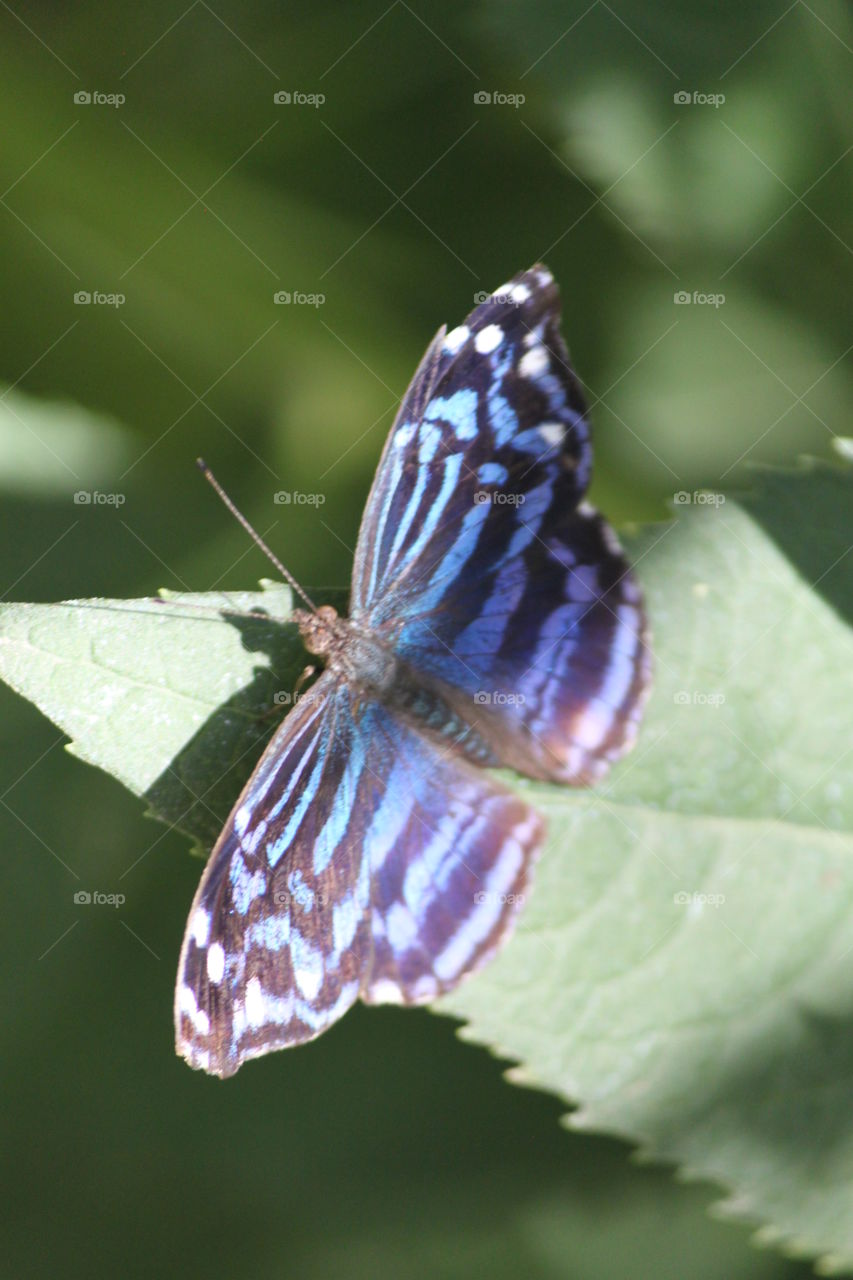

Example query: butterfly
[175,265,651,1077]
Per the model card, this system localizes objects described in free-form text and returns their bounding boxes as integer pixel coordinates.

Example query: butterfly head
[292,604,343,660]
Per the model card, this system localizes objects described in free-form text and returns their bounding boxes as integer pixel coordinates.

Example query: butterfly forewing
[176,674,372,1076]
[351,266,591,618]
[352,265,649,784]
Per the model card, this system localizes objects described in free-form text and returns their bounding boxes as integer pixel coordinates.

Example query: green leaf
[1,462,852,1270]
[0,581,304,849]
[738,454,853,628]
[440,467,853,1273]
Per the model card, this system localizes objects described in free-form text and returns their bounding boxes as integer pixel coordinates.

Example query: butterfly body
[176,266,651,1077]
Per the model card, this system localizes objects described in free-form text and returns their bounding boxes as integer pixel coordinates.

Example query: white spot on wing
[518,345,549,379]
[294,963,323,1001]
[179,985,210,1036]
[393,422,416,449]
[333,894,360,953]
[443,325,469,354]
[538,421,564,447]
[410,975,439,1001]
[245,976,265,1028]
[510,282,531,303]
[601,522,623,555]
[207,942,225,984]
[190,908,210,947]
[370,978,405,1005]
[474,324,503,354]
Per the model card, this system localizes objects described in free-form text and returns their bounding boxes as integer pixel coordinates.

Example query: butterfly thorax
[293,605,498,766]
[293,605,398,694]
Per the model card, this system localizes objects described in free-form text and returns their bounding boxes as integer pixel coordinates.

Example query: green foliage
[2,462,850,1270]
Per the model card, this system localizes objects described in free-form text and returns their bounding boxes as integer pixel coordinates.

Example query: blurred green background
[2,3,849,1276]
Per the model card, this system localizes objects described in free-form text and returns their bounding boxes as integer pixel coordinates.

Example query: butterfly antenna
[197,458,318,613]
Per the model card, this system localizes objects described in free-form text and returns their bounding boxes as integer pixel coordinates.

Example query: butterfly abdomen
[384,668,500,766]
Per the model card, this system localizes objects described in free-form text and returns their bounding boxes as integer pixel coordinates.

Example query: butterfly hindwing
[359,699,543,1005]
